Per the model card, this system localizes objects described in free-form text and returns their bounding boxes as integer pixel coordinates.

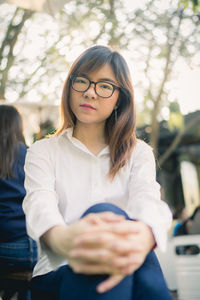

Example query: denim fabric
[0,236,37,273]
[31,203,172,300]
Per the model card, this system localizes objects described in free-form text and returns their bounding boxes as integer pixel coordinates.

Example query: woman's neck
[73,123,107,155]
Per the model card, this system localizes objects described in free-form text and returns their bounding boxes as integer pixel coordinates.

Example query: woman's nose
[83,83,97,99]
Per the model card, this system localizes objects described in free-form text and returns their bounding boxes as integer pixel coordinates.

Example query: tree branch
[158,113,200,167]
[150,9,184,153]
[0,8,33,99]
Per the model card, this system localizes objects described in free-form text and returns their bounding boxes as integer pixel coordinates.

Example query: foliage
[0,0,127,103]
[179,0,200,12]
[126,0,200,151]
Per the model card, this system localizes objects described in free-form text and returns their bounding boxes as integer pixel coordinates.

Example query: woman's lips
[80,104,96,110]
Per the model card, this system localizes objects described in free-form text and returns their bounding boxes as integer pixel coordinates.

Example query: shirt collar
[61,127,110,157]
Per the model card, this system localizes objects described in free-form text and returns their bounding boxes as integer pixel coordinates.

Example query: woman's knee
[81,202,130,219]
[136,270,168,295]
[134,252,171,299]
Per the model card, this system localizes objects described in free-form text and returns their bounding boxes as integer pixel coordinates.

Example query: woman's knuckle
[99,253,105,260]
[85,213,93,220]
[127,267,134,274]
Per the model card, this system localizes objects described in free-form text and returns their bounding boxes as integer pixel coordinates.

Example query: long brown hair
[56,45,137,179]
[0,105,25,179]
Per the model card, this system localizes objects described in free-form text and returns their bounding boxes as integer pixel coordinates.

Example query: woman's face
[69,63,119,128]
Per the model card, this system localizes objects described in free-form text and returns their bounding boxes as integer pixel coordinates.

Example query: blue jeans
[0,236,37,273]
[0,236,37,300]
[31,203,172,300]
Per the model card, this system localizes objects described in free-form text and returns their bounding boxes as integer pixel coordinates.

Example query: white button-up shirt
[23,128,172,277]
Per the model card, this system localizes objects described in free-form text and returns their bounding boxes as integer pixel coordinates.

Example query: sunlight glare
[177,62,200,114]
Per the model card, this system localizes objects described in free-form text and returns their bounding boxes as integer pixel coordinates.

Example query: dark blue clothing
[31,203,172,300]
[0,143,27,242]
[0,143,37,300]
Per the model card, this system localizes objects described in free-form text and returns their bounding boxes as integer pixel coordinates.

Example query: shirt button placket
[91,158,100,201]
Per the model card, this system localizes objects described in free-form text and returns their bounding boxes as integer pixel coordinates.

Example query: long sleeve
[127,141,172,251]
[23,139,65,242]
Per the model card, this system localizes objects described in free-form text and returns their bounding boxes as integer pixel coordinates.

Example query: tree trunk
[0,8,33,100]
[150,45,171,155]
[149,9,184,156]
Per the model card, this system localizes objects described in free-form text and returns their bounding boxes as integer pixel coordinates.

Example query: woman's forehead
[76,56,110,72]
[77,62,116,80]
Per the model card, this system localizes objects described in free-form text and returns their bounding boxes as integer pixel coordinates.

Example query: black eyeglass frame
[70,75,120,98]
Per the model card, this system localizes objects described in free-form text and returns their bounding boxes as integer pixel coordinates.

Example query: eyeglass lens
[72,76,114,98]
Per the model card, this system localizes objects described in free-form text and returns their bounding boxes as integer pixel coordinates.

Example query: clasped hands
[43,212,155,293]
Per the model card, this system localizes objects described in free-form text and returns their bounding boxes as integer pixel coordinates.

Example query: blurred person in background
[0,105,37,299]
[187,206,200,235]
[33,119,55,142]
[173,207,189,236]
[175,205,200,236]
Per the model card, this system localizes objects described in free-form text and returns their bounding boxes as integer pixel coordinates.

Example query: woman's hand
[96,220,156,293]
[71,219,155,292]
[41,211,125,266]
[42,214,155,293]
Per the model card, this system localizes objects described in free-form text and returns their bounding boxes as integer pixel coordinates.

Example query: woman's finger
[94,212,125,223]
[73,232,144,255]
[73,231,117,246]
[108,220,143,234]
[97,274,125,293]
[85,212,125,225]
[69,247,114,263]
[111,253,142,269]
[109,235,143,253]
[70,261,119,275]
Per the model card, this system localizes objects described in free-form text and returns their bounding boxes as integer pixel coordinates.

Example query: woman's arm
[127,141,172,251]
[23,139,66,242]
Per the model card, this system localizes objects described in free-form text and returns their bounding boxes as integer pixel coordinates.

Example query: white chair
[172,235,200,300]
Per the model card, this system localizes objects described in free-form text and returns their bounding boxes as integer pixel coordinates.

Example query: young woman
[0,105,37,299]
[23,45,172,300]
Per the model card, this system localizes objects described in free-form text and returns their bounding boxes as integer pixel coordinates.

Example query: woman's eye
[100,83,112,90]
[75,77,87,84]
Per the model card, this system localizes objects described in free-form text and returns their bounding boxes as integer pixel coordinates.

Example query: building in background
[137,110,200,218]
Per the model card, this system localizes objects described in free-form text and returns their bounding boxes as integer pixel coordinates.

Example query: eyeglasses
[70,75,120,98]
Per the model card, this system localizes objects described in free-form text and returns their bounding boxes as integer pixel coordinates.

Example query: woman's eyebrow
[77,73,88,77]
[98,77,117,84]
[78,74,118,84]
